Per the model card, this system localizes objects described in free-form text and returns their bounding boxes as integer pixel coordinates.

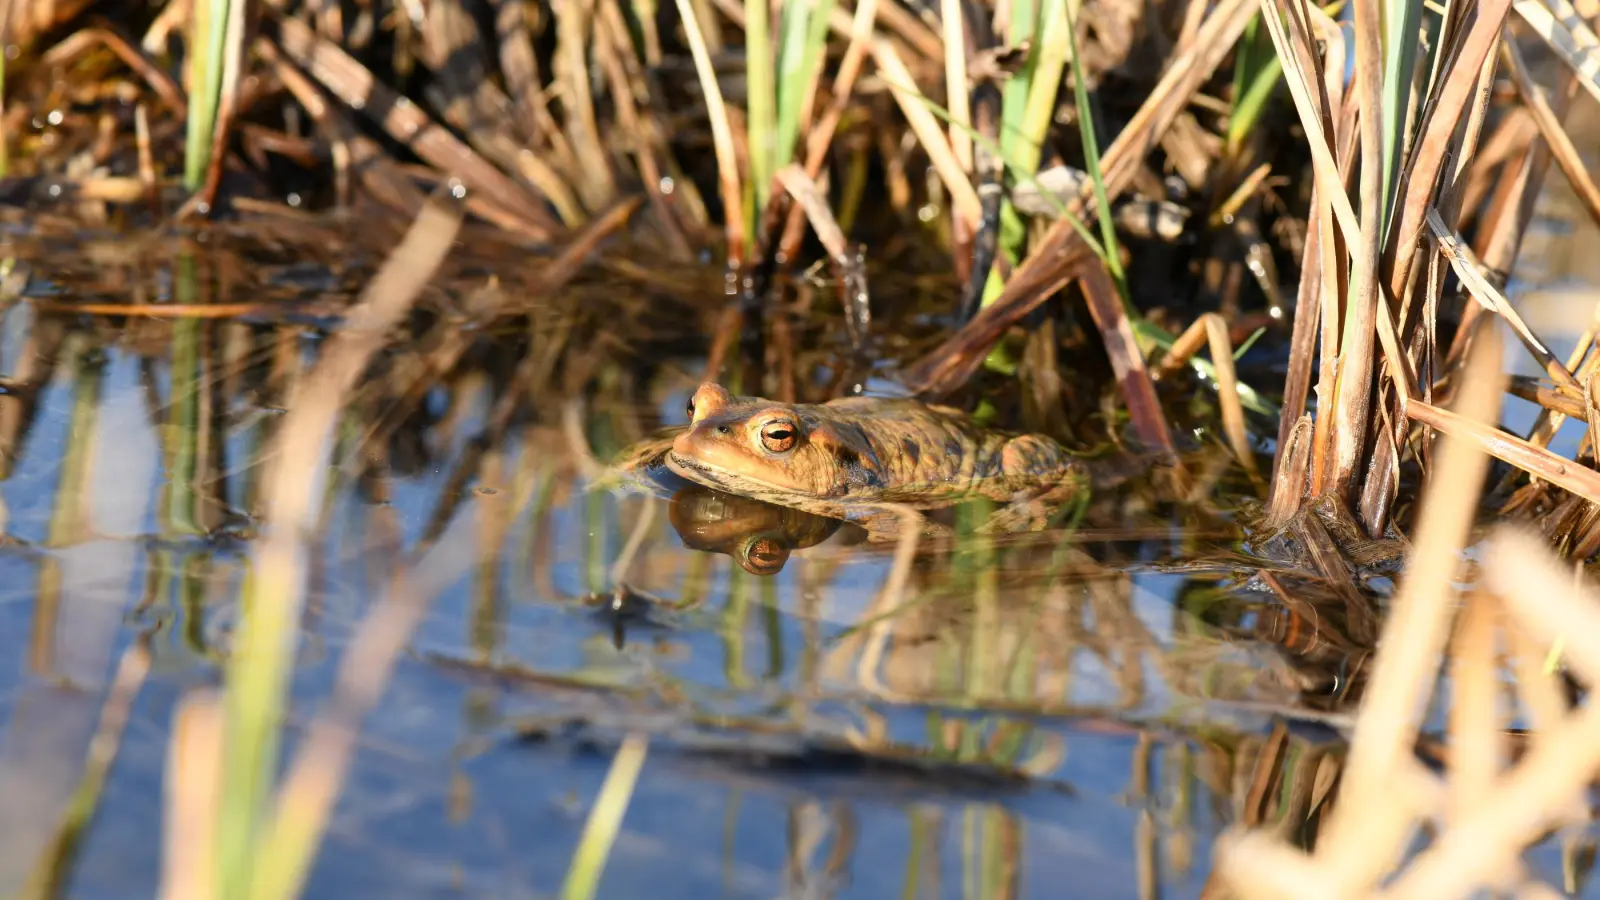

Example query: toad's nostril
[716,425,731,435]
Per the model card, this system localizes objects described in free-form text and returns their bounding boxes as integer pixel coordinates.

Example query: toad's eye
[685,398,696,420]
[742,537,789,576]
[759,421,797,452]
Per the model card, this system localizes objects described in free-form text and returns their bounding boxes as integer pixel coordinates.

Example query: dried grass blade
[1502,35,1600,230]
[1407,398,1600,505]
[903,249,1093,398]
[526,196,644,296]
[1314,326,1505,889]
[271,15,556,239]
[1512,0,1600,108]
[1377,528,1600,900]
[1426,209,1582,395]
[674,0,746,262]
[1201,315,1262,481]
[871,39,982,229]
[777,165,871,345]
[161,692,223,900]
[1080,262,1180,465]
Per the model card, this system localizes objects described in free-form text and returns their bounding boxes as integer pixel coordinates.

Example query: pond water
[0,114,1597,897]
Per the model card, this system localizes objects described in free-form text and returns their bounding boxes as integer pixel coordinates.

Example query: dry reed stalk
[255,39,429,218]
[1078,262,1182,468]
[1264,414,1314,529]
[160,692,222,900]
[1382,0,1511,302]
[552,0,618,211]
[1407,398,1600,505]
[1376,531,1600,900]
[1445,593,1503,824]
[270,15,555,239]
[1329,0,1384,499]
[870,38,982,229]
[941,2,972,170]
[594,4,690,257]
[1502,34,1600,230]
[1154,312,1260,480]
[780,0,877,262]
[1513,0,1600,106]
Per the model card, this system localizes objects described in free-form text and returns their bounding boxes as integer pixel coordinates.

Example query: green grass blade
[1016,0,1069,176]
[999,0,1038,160]
[559,735,650,900]
[1379,0,1425,231]
[774,0,834,172]
[185,0,231,191]
[1060,0,1126,293]
[745,0,776,210]
[1226,15,1284,155]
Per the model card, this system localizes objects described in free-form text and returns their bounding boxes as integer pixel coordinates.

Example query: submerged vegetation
[1,0,1600,896]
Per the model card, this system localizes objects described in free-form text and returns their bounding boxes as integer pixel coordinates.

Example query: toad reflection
[667,483,845,576]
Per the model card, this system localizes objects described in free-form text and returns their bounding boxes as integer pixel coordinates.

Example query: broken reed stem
[214,197,464,900]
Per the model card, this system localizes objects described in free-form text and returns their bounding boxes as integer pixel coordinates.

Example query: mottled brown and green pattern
[657,383,1090,540]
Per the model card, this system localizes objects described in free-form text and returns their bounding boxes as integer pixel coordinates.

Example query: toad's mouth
[665,451,803,497]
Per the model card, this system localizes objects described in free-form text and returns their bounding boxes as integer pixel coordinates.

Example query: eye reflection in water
[666,483,847,575]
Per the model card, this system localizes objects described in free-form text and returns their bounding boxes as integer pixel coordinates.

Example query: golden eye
[760,421,797,452]
[742,537,789,576]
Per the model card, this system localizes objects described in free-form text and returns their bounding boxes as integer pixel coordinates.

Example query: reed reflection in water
[0,239,1481,898]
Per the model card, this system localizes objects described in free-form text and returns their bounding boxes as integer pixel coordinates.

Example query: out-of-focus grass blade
[558,735,649,900]
[1513,0,1600,108]
[775,0,836,173]
[1226,14,1284,156]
